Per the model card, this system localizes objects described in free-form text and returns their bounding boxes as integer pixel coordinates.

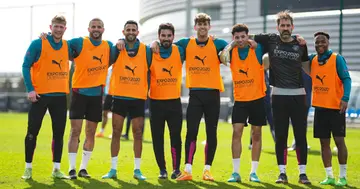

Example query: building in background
[139,0,360,69]
[139,0,360,121]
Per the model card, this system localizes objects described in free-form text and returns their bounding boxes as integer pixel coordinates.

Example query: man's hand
[339,100,348,114]
[27,91,40,103]
[116,39,125,51]
[150,40,160,53]
[219,40,236,66]
[296,34,307,46]
[219,50,229,66]
[39,32,48,40]
[263,53,270,70]
[247,39,257,49]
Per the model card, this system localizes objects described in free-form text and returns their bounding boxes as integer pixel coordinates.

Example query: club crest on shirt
[292,45,299,51]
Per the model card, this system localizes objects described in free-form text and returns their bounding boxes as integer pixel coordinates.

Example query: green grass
[0,113,359,189]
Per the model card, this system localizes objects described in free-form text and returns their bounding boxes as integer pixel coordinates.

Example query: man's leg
[320,138,332,169]
[202,90,220,181]
[332,110,347,186]
[247,97,266,182]
[320,138,334,183]
[130,99,146,180]
[177,91,203,180]
[68,119,83,176]
[166,98,183,179]
[78,95,102,177]
[290,105,310,150]
[132,117,144,161]
[252,87,274,149]
[149,100,167,174]
[334,137,348,186]
[227,101,249,182]
[22,96,48,179]
[102,98,127,179]
[78,120,97,175]
[68,92,87,178]
[272,95,290,183]
[48,96,68,178]
[228,123,245,182]
[313,108,335,185]
[250,126,262,174]
[290,95,310,184]
[110,113,125,169]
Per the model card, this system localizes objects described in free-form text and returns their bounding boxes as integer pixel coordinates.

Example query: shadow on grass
[115,178,159,188]
[336,184,360,189]
[238,181,293,189]
[189,180,242,189]
[25,178,74,189]
[157,179,200,189]
[70,177,115,189]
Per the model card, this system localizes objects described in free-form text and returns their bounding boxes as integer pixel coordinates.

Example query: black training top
[255,33,309,88]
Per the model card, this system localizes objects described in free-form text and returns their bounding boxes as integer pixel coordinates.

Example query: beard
[160,41,171,48]
[126,35,136,42]
[90,31,102,39]
[280,30,291,39]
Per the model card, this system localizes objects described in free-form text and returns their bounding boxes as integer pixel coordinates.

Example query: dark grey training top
[255,33,309,89]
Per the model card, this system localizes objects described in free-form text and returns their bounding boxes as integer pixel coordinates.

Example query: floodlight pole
[233,0,236,25]
[339,0,344,54]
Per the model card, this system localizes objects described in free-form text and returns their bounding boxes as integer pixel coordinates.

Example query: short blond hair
[194,13,211,25]
[51,15,66,25]
[276,10,293,25]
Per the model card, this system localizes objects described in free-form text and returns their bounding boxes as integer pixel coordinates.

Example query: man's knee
[132,118,144,140]
[133,127,143,140]
[25,133,37,141]
[251,127,262,142]
[112,126,122,138]
[319,138,330,148]
[232,124,244,139]
[334,137,345,146]
[70,127,81,138]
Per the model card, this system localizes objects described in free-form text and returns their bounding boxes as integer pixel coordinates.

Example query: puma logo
[316,74,326,85]
[125,65,137,76]
[194,55,206,65]
[93,55,103,64]
[162,66,173,76]
[51,60,62,70]
[239,68,249,77]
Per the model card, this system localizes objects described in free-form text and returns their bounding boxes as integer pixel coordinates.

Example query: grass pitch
[0,113,359,188]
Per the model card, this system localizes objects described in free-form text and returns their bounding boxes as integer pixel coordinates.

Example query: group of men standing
[21,10,350,186]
